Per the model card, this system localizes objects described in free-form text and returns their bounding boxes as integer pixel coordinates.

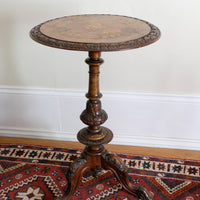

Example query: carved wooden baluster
[59,51,113,200]
[78,51,113,173]
[79,51,112,146]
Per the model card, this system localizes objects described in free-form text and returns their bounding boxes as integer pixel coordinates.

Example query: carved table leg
[58,145,107,200]
[61,153,88,200]
[102,150,153,200]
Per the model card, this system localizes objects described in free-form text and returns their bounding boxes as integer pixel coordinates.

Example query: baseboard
[0,86,200,150]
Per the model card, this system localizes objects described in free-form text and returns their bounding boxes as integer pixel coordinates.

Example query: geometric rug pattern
[0,144,199,200]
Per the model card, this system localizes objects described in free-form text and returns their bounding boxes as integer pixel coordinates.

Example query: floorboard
[0,136,199,160]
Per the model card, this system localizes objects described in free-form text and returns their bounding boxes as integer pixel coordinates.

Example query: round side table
[30,14,160,200]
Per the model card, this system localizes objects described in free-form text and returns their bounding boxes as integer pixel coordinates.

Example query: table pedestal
[30,14,161,200]
[58,52,152,200]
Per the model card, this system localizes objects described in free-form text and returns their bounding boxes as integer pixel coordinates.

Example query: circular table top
[30,14,160,52]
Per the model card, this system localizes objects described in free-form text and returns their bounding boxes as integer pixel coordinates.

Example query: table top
[30,14,160,52]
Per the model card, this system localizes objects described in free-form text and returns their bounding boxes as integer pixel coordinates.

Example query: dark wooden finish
[30,14,160,200]
[57,52,153,200]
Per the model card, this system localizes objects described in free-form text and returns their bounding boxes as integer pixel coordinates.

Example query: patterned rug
[0,144,199,200]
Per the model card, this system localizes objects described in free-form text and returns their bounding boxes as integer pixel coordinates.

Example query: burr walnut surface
[40,15,150,43]
[30,14,160,51]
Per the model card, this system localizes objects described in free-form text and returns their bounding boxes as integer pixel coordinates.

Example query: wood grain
[30,14,160,51]
[40,15,151,43]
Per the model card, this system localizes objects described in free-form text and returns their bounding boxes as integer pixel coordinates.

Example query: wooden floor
[0,136,199,160]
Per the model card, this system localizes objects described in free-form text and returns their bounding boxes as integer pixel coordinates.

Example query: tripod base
[56,145,153,200]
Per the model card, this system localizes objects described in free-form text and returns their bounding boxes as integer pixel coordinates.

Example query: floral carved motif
[80,100,108,126]
[103,151,128,173]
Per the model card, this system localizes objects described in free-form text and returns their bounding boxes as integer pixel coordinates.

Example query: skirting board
[0,86,200,150]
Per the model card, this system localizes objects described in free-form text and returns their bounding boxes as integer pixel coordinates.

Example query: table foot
[101,151,153,200]
[59,153,89,200]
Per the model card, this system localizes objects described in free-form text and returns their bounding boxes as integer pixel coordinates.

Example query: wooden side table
[30,14,160,200]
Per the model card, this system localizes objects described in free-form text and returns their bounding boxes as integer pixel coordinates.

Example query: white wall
[0,87,200,150]
[0,0,200,94]
[0,0,200,150]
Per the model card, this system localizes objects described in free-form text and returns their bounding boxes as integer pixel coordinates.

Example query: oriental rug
[0,144,199,200]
